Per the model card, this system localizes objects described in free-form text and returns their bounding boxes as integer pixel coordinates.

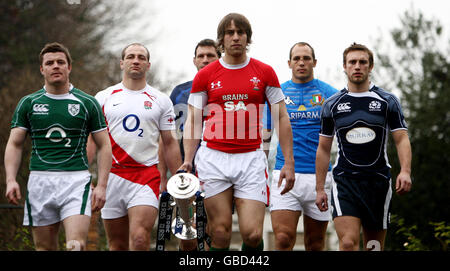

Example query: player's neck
[292,76,314,84]
[347,79,371,93]
[44,81,70,95]
[122,77,147,91]
[223,53,247,66]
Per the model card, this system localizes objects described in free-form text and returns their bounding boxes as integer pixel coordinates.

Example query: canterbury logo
[33,104,49,112]
[337,102,351,112]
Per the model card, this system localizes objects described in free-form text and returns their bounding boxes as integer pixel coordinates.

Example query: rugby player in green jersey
[4,42,112,251]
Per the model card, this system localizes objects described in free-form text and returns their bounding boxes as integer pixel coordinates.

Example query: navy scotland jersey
[169,80,193,161]
[170,80,192,135]
[320,84,408,180]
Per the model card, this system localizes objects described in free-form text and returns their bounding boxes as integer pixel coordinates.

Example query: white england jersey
[96,82,175,170]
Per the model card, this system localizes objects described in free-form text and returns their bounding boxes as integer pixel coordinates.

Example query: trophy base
[172,219,197,240]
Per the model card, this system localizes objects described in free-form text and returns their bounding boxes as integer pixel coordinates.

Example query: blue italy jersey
[266,79,338,173]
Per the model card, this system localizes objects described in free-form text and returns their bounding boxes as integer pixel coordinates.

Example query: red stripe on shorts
[111,165,161,199]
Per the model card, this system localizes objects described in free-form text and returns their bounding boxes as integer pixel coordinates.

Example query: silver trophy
[166,172,200,240]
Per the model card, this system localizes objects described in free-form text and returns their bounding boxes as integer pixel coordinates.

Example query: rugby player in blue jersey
[315,43,412,251]
[158,39,220,251]
[265,42,337,250]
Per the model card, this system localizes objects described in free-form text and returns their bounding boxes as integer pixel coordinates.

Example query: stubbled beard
[127,70,145,80]
[348,73,368,85]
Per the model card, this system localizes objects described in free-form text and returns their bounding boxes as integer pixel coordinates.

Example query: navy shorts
[330,174,392,230]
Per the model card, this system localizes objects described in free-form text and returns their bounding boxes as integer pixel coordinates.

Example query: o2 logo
[46,127,71,147]
[122,114,143,137]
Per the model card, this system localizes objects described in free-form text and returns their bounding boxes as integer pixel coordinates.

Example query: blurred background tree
[0,0,180,250]
[373,7,450,251]
[1,1,448,251]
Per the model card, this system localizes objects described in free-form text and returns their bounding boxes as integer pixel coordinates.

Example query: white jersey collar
[344,82,375,91]
[219,56,251,70]
[43,83,74,98]
[119,82,150,93]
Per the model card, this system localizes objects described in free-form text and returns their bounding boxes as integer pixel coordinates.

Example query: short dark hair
[121,43,150,61]
[289,42,316,61]
[39,42,72,66]
[217,13,252,52]
[194,39,221,58]
[343,42,374,67]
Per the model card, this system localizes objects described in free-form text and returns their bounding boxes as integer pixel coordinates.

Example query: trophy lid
[167,173,200,199]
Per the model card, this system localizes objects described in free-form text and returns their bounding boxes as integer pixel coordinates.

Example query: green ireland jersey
[11,85,107,171]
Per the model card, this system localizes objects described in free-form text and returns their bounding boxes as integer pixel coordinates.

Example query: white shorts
[269,170,332,221]
[101,172,159,219]
[194,146,269,205]
[24,170,92,226]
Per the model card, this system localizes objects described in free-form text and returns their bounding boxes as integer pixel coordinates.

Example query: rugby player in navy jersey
[265,42,338,250]
[315,43,412,251]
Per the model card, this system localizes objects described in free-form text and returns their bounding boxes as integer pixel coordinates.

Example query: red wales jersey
[190,57,284,153]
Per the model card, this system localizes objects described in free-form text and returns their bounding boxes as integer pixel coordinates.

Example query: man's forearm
[394,131,412,174]
[4,129,26,183]
[276,110,294,166]
[92,130,112,188]
[315,138,332,191]
[182,105,202,166]
[5,143,23,183]
[183,138,200,165]
[165,138,182,175]
[96,143,111,188]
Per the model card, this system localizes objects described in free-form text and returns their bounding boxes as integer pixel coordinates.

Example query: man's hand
[315,190,328,212]
[278,163,295,195]
[177,162,193,174]
[5,180,21,205]
[395,171,412,195]
[91,185,106,212]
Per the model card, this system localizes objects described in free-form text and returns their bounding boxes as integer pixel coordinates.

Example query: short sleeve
[159,96,176,131]
[387,94,408,131]
[319,100,335,137]
[11,96,31,130]
[87,97,107,133]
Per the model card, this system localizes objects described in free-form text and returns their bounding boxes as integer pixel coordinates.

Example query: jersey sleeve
[264,66,284,105]
[191,68,208,94]
[319,100,335,137]
[87,96,107,133]
[187,92,208,109]
[387,94,408,131]
[11,96,31,130]
[94,90,107,107]
[159,95,176,131]
[321,81,339,99]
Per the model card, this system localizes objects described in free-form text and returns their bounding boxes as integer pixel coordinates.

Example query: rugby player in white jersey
[87,43,181,250]
[5,42,112,251]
